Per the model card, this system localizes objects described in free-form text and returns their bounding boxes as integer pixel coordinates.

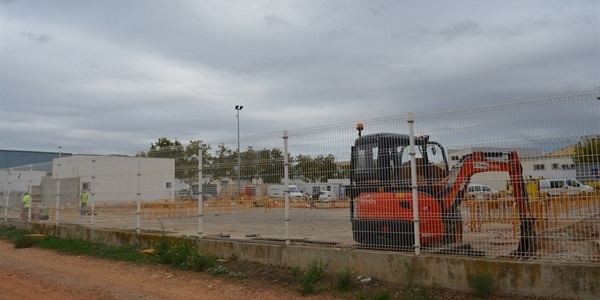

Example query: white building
[48,155,176,204]
[520,146,576,179]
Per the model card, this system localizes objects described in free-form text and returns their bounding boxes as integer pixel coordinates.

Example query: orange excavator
[348,123,536,255]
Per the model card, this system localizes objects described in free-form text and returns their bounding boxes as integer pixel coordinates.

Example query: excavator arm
[437,151,536,255]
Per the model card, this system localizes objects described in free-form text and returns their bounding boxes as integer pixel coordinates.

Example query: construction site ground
[8,197,600,259]
[2,197,599,299]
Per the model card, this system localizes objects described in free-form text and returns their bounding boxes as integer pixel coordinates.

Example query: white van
[539,178,594,196]
[267,184,304,198]
[467,184,499,199]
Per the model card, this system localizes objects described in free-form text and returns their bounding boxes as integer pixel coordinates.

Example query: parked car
[202,194,216,201]
[178,189,192,197]
[467,184,499,199]
[309,191,337,202]
[539,178,594,196]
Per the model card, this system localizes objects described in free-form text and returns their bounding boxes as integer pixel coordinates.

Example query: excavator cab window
[350,133,449,198]
[353,142,378,180]
[352,133,424,189]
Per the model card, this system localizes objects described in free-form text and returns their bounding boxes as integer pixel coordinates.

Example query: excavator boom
[436,151,536,255]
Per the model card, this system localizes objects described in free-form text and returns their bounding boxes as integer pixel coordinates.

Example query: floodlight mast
[235,105,244,197]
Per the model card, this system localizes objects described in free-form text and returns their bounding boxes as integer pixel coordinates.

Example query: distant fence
[2,88,600,262]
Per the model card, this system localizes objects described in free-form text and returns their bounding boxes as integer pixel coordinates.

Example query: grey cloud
[263,14,288,28]
[437,20,481,39]
[21,31,51,43]
[0,0,597,155]
[321,28,354,40]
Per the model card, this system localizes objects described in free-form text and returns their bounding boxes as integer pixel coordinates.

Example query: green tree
[240,146,260,183]
[294,154,316,182]
[314,154,339,182]
[140,137,184,159]
[195,145,286,184]
[293,154,341,182]
[138,138,213,188]
[260,148,285,184]
[336,163,350,179]
[178,140,212,187]
[209,143,235,180]
[573,135,600,164]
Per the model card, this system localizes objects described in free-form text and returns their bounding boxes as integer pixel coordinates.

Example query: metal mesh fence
[1,88,599,261]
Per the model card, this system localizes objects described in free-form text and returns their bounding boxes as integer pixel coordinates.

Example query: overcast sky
[1,0,598,156]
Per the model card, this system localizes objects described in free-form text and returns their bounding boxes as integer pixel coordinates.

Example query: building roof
[543,145,575,158]
[0,150,72,169]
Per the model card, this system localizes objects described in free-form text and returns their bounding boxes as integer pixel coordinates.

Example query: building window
[451,156,459,161]
[552,163,559,170]
[534,164,545,171]
[166,182,172,188]
[82,182,90,190]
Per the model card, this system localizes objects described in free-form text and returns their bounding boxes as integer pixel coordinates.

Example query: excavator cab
[349,132,449,197]
[349,125,451,248]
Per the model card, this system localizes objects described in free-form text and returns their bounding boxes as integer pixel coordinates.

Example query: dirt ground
[0,238,579,300]
[0,239,333,300]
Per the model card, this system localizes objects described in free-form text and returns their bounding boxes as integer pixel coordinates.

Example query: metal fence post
[408,113,421,256]
[28,164,32,222]
[283,130,290,246]
[3,170,11,222]
[91,159,96,227]
[55,160,61,224]
[198,146,203,238]
[136,157,141,234]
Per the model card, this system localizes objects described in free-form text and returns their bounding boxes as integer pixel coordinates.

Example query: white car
[467,184,499,199]
[308,191,338,202]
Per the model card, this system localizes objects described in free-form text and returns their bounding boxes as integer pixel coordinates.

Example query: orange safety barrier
[141,200,196,219]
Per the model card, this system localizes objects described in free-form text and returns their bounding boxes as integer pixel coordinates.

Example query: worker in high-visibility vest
[22,192,31,221]
[80,190,88,215]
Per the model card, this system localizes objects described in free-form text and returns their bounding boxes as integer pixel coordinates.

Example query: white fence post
[136,157,141,234]
[198,146,203,238]
[408,113,421,256]
[55,161,61,224]
[283,130,291,246]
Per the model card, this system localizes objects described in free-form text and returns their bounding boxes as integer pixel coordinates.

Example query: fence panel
[1,89,599,262]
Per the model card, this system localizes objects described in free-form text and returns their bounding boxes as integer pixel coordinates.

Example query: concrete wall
[0,169,47,194]
[40,177,81,205]
[6,220,598,300]
[52,155,175,202]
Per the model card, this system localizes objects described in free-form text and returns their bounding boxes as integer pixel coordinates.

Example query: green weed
[294,260,327,296]
[152,234,217,271]
[373,290,392,300]
[290,265,301,277]
[14,235,39,248]
[0,225,30,242]
[335,269,354,292]
[355,291,367,300]
[207,265,229,276]
[469,271,495,298]
[400,262,435,300]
